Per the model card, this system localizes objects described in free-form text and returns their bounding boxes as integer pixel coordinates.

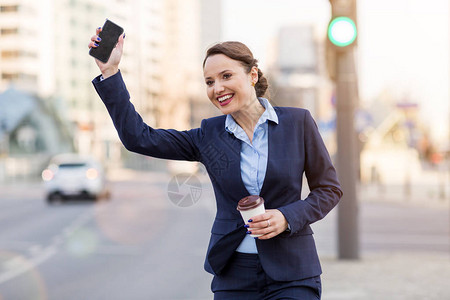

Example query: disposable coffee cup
[237,195,265,237]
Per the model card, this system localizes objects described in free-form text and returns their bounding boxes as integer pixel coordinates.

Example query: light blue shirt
[225,97,279,253]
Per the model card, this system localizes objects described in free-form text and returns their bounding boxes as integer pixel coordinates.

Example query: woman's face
[203,54,258,115]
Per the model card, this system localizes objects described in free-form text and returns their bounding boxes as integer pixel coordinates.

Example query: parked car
[42,153,110,203]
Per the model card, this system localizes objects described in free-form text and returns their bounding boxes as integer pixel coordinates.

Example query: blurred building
[0,0,204,172]
[0,1,50,94]
[98,0,166,168]
[359,92,425,186]
[200,0,221,52]
[159,0,201,129]
[0,88,73,180]
[189,0,223,127]
[267,25,336,152]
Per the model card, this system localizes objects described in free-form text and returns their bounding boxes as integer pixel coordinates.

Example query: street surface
[0,169,448,299]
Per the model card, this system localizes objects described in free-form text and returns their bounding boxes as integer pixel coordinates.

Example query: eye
[223,73,232,79]
[205,80,214,86]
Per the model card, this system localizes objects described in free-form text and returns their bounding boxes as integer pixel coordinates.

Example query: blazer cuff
[92,70,129,104]
[277,200,308,235]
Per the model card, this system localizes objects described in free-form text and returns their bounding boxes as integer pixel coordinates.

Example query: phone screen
[89,19,124,63]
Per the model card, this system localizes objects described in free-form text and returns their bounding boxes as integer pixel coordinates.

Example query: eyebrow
[204,69,233,80]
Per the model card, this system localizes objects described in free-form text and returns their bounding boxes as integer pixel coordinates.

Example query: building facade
[268,24,336,152]
[0,0,203,170]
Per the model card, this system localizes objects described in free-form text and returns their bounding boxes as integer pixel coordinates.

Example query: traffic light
[326,0,358,80]
[328,16,357,47]
[327,0,357,49]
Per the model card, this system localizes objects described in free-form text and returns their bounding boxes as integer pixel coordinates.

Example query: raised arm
[92,72,203,161]
[89,27,203,161]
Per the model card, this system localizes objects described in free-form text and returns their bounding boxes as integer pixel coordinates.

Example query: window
[59,163,87,168]
[1,50,20,59]
[1,50,37,58]
[0,5,19,12]
[1,28,18,35]
[2,73,19,80]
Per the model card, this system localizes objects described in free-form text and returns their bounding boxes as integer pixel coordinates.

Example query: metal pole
[336,48,360,259]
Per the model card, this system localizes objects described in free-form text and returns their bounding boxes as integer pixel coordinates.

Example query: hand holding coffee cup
[237,195,266,237]
[238,196,290,239]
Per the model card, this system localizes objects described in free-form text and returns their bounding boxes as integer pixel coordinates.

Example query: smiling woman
[89,30,342,299]
[202,42,270,141]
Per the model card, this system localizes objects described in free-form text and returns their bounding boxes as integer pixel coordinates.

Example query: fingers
[246,212,270,224]
[115,32,125,51]
[88,27,102,49]
[247,217,275,238]
[246,209,288,240]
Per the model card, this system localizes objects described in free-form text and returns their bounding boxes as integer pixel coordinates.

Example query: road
[0,171,215,300]
[0,170,448,300]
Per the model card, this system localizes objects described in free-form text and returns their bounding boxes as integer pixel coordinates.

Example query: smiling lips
[217,93,234,106]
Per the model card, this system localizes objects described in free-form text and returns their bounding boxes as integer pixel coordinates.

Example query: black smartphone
[89,19,124,63]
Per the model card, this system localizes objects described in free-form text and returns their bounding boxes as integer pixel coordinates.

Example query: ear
[250,66,258,84]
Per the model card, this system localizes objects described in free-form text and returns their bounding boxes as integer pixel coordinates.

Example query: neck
[231,97,265,137]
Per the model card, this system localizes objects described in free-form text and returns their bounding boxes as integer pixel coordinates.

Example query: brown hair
[203,41,269,98]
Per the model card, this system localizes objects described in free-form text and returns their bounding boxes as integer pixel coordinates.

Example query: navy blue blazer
[93,71,343,281]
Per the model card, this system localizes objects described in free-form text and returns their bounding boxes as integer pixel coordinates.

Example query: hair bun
[255,69,268,98]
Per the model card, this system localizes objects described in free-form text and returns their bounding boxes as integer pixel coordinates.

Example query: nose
[214,81,225,95]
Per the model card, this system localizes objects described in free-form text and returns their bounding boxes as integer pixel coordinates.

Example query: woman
[89,28,342,299]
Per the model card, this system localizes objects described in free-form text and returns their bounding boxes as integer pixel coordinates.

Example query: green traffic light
[328,17,357,47]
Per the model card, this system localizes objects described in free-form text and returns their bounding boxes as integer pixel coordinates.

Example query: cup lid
[237,195,264,211]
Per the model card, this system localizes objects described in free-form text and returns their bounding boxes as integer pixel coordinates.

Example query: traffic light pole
[335,48,359,259]
[328,0,360,259]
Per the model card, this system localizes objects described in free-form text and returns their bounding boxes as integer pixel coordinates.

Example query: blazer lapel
[222,131,250,198]
[260,119,279,199]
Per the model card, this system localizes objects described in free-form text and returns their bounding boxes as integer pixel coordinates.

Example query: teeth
[218,94,233,102]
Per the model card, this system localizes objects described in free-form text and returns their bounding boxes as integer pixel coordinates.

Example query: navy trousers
[212,253,321,300]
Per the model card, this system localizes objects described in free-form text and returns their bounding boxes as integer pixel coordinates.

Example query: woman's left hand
[246,209,288,239]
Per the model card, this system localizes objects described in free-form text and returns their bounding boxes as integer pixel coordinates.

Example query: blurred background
[0,0,448,299]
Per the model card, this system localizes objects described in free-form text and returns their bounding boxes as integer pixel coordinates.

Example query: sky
[221,0,449,143]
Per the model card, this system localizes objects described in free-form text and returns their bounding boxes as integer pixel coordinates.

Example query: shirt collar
[225,97,279,134]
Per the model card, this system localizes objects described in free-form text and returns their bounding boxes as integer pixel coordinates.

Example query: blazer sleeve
[277,110,343,234]
[92,71,203,161]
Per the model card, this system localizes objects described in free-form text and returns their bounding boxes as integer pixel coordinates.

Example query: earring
[252,82,256,87]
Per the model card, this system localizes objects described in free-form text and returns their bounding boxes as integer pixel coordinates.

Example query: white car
[42,153,110,203]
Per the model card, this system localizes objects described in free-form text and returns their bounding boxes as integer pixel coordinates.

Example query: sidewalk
[318,174,450,300]
[360,166,450,210]
[320,251,450,299]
